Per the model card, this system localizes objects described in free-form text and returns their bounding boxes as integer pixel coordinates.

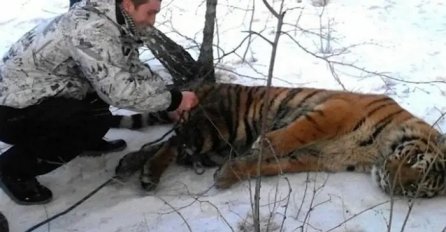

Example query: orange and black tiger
[119,83,446,198]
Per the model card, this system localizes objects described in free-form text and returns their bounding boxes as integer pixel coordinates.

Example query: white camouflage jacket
[0,0,182,112]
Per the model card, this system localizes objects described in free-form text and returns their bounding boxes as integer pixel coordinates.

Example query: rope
[140,124,178,151]
[25,177,115,232]
[139,112,186,150]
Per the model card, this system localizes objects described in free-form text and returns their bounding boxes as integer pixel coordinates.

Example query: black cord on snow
[140,124,178,150]
[25,177,115,232]
[139,115,184,150]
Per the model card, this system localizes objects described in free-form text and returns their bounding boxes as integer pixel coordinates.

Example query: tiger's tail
[110,111,173,129]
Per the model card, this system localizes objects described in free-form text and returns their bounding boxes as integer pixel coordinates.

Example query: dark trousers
[0,95,113,178]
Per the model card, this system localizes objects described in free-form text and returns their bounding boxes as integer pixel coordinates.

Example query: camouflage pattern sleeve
[69,16,174,113]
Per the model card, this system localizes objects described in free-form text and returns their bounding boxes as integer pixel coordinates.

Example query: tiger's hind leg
[214,151,327,188]
[140,140,178,191]
[215,99,361,188]
[254,98,359,159]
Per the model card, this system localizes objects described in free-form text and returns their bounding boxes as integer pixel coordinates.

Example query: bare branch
[283,31,446,86]
[242,30,274,46]
[326,200,390,232]
[261,0,279,18]
[301,174,329,232]
[156,196,193,232]
[242,0,255,62]
[279,177,292,232]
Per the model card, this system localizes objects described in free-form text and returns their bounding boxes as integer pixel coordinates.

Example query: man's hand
[178,91,199,111]
[168,91,199,122]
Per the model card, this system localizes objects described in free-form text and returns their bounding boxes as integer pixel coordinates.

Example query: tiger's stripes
[135,83,446,198]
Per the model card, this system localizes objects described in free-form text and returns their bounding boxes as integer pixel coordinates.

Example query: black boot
[0,175,52,205]
[81,139,127,156]
[0,211,8,232]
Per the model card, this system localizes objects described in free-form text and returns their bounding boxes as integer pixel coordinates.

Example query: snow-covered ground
[1,0,446,231]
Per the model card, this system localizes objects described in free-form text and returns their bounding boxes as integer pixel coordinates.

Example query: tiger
[118,83,446,198]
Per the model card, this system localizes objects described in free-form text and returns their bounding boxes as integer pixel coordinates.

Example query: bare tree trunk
[197,0,217,83]
[144,27,200,87]
[252,1,286,231]
[144,0,218,88]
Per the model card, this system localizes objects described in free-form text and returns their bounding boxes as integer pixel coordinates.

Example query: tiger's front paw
[139,162,160,191]
[140,176,159,191]
[115,151,152,181]
[214,161,242,189]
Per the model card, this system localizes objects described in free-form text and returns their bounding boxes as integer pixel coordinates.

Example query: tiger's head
[173,105,224,167]
[372,137,446,198]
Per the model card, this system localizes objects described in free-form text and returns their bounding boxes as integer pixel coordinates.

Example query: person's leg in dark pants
[0,95,125,204]
[0,211,7,232]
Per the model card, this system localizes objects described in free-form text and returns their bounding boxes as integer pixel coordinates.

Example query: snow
[1,0,446,231]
